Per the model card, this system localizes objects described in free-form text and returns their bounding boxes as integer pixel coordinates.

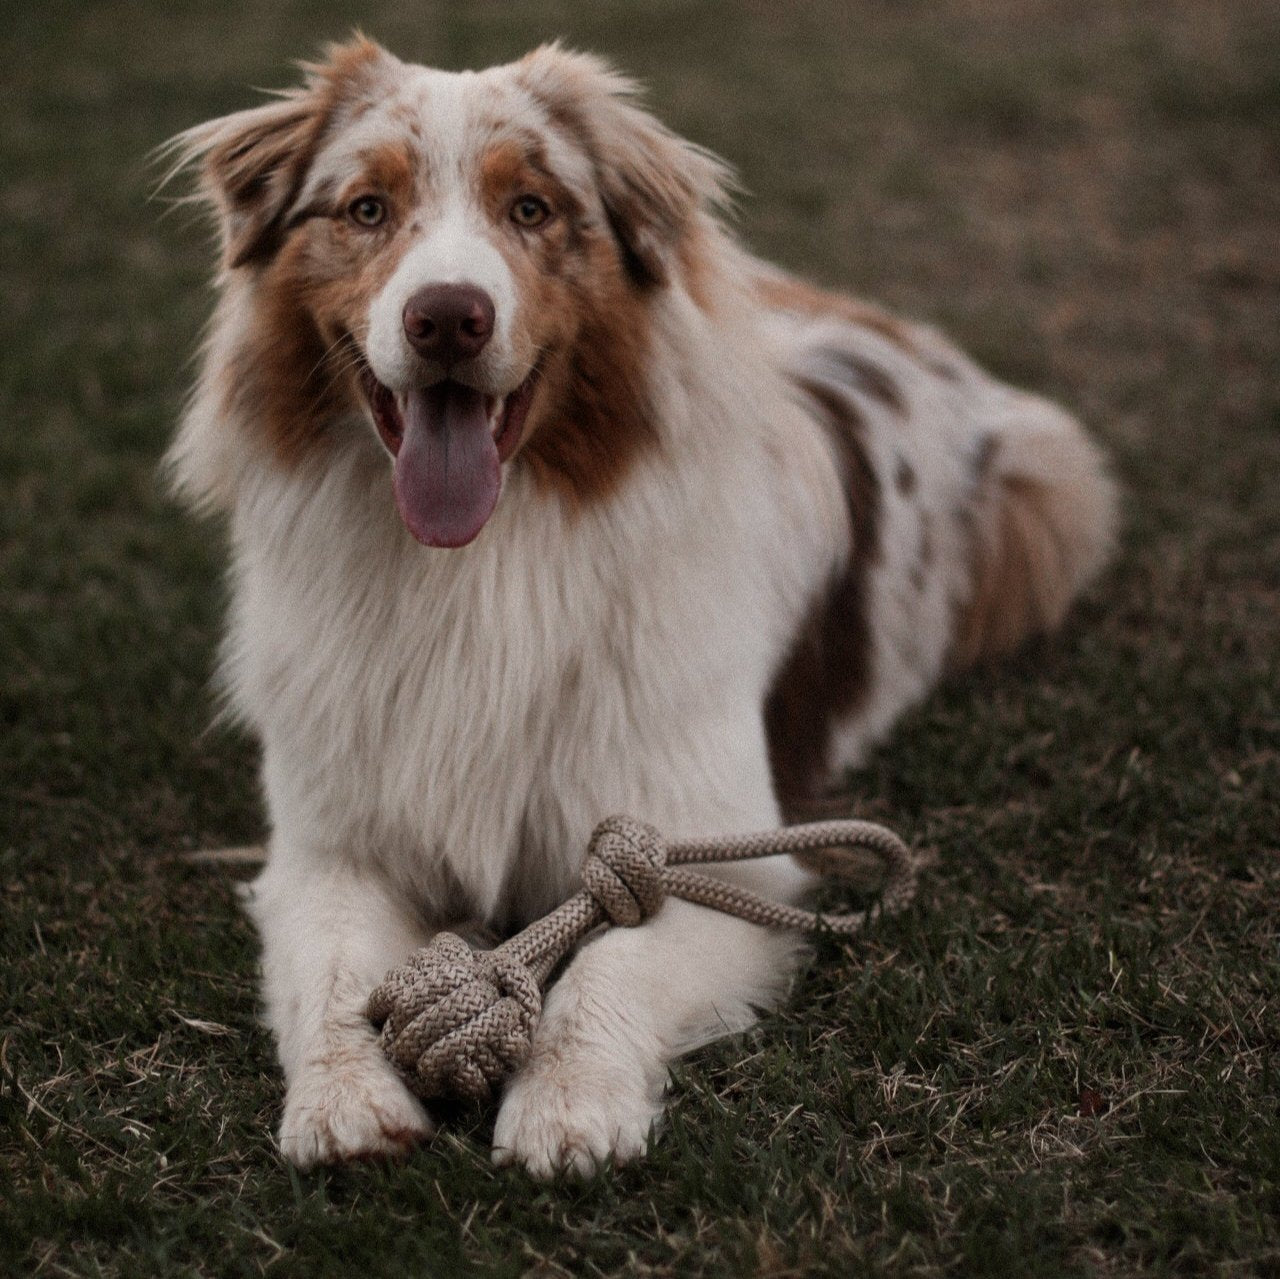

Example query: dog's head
[174,38,730,545]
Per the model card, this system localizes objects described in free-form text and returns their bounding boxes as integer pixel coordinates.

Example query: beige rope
[368,815,917,1103]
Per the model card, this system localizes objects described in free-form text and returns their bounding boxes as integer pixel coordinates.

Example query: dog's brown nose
[402,284,495,364]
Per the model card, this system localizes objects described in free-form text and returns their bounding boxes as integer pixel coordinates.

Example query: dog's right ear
[163,36,395,269]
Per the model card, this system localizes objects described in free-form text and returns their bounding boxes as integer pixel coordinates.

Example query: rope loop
[368,813,918,1103]
[581,815,668,926]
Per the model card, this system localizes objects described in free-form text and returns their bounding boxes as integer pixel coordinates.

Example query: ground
[2,1,1277,1275]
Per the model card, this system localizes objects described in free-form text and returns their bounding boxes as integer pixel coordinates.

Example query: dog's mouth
[358,365,538,548]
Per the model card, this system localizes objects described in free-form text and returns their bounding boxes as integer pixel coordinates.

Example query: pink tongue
[393,382,499,547]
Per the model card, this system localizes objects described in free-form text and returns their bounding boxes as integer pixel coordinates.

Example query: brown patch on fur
[517,231,660,508]
[451,48,728,501]
[476,137,586,279]
[478,139,536,208]
[357,143,416,208]
[222,204,414,466]
[466,123,666,508]
[764,378,881,812]
[223,254,344,465]
[755,272,919,357]
[949,462,1075,670]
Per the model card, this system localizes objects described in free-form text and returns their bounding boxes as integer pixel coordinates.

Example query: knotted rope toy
[368,815,917,1103]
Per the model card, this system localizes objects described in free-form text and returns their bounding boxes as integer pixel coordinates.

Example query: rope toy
[367,815,917,1103]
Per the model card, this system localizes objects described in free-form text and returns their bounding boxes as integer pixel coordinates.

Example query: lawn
[3,1,1277,1275]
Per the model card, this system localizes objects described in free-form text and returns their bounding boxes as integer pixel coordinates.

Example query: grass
[2,0,1278,1274]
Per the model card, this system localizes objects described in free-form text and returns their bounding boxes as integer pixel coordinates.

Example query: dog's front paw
[492,1052,664,1179]
[279,1052,434,1168]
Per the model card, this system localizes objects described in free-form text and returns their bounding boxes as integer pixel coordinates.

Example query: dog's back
[755,267,1115,804]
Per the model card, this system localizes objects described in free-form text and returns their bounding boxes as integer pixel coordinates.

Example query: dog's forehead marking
[385,66,547,182]
[397,67,479,176]
[301,61,595,215]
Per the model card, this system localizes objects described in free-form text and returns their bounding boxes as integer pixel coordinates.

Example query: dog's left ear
[517,45,733,288]
[166,37,397,269]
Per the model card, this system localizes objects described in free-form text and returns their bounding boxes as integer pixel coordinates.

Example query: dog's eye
[348,196,387,228]
[510,195,551,229]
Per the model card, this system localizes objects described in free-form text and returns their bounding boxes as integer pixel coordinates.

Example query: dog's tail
[949,394,1119,669]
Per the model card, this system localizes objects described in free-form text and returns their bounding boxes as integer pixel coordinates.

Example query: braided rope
[368,815,917,1102]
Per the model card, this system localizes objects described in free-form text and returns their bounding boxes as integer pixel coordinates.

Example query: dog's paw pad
[279,1057,433,1168]
[492,1060,661,1179]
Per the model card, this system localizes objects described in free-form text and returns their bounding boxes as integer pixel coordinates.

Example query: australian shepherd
[167,38,1117,1177]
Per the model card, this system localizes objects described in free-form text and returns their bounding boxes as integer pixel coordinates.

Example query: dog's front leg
[492,854,811,1178]
[247,850,434,1167]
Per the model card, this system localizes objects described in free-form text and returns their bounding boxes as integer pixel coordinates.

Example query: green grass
[3,1,1278,1274]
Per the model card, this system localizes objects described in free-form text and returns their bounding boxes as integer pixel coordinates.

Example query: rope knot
[368,813,918,1105]
[368,932,541,1102]
[582,815,668,926]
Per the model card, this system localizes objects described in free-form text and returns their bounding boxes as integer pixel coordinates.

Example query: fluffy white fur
[168,41,1116,1177]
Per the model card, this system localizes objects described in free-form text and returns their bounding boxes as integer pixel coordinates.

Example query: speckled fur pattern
[167,39,1117,1176]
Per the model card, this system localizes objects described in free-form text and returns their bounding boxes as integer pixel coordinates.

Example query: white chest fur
[222,376,840,928]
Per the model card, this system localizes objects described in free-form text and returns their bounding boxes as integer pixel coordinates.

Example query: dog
[167,38,1117,1177]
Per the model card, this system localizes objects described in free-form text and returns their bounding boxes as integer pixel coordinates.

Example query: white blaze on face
[351,71,541,548]
[363,70,519,394]
[365,200,519,392]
